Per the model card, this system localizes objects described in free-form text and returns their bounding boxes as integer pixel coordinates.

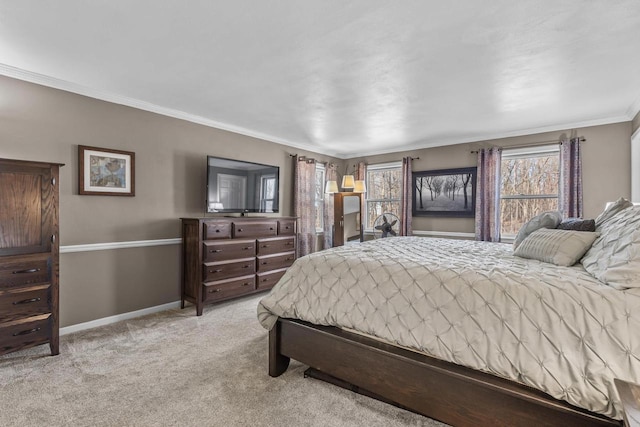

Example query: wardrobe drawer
[202,275,256,303]
[257,252,295,272]
[203,221,232,240]
[0,314,51,356]
[0,258,50,289]
[256,268,288,290]
[257,236,296,255]
[0,285,50,322]
[203,239,256,262]
[203,258,255,282]
[232,221,277,238]
[278,219,296,235]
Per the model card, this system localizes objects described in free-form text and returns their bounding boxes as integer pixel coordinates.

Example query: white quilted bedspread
[257,237,640,420]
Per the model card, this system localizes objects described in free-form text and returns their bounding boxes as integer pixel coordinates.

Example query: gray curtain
[559,138,583,218]
[294,156,317,257]
[400,157,413,236]
[322,163,337,249]
[356,161,367,225]
[475,148,502,242]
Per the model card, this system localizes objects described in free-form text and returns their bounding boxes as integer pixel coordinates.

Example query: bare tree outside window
[365,164,402,229]
[500,149,559,236]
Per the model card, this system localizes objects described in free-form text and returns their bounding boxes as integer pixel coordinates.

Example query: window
[365,162,402,230]
[260,175,277,212]
[315,163,325,232]
[500,146,560,236]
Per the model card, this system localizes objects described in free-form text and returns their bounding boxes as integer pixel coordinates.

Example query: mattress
[258,236,640,419]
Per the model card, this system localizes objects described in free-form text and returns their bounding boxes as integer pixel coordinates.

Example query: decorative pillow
[512,211,563,250]
[581,205,640,289]
[594,197,633,228]
[514,229,599,267]
[556,218,596,232]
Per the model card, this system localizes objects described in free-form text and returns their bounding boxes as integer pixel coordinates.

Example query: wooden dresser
[181,217,296,315]
[0,158,62,356]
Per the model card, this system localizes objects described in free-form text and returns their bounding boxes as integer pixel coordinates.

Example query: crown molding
[0,63,342,158]
[1,63,634,160]
[342,114,632,158]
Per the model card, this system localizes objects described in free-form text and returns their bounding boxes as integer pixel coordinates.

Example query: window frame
[364,161,402,232]
[499,145,560,239]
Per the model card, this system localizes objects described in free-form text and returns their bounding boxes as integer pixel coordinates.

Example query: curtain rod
[470,137,586,154]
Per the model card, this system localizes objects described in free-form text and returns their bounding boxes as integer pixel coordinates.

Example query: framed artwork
[412,167,476,217]
[78,145,135,196]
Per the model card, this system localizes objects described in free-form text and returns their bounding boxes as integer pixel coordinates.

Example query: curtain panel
[400,157,413,236]
[323,163,337,249]
[559,138,583,218]
[294,156,317,257]
[475,148,502,242]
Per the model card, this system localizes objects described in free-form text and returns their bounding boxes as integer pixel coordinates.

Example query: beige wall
[351,122,633,234]
[0,75,338,326]
[633,110,640,135]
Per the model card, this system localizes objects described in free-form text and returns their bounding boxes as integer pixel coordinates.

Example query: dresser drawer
[278,219,296,235]
[0,257,51,289]
[202,275,256,303]
[233,221,278,238]
[203,221,232,240]
[203,258,255,282]
[257,251,295,272]
[257,236,296,255]
[0,314,51,356]
[203,239,256,262]
[0,285,50,323]
[256,268,288,290]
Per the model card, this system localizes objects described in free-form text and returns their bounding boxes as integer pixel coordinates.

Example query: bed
[257,206,640,426]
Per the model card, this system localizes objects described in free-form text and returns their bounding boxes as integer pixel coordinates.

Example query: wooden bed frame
[269,318,621,427]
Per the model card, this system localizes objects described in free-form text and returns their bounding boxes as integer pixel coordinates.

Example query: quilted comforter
[257,236,640,420]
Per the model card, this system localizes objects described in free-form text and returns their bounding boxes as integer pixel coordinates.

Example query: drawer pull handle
[261,278,269,282]
[237,228,243,232]
[242,265,250,269]
[13,297,41,305]
[243,247,251,250]
[286,257,293,261]
[261,262,268,265]
[13,327,41,337]
[286,242,293,245]
[209,269,222,273]
[12,268,40,274]
[209,289,221,293]
[262,245,269,248]
[209,249,223,253]
[270,227,274,230]
[242,282,250,286]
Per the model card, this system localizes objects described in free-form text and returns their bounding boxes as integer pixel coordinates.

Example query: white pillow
[512,211,563,250]
[581,205,640,289]
[595,197,633,228]
[514,228,599,267]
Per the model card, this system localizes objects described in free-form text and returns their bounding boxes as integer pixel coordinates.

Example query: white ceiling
[1,1,640,158]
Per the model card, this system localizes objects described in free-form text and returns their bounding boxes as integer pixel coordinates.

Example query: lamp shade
[341,175,355,189]
[324,180,339,194]
[353,180,366,193]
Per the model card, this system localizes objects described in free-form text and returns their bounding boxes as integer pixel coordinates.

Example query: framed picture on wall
[412,167,476,217]
[78,145,135,196]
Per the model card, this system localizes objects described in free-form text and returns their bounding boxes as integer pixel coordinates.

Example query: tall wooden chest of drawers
[181,217,296,315]
[0,158,62,356]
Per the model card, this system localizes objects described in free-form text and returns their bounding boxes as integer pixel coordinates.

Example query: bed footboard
[268,318,621,427]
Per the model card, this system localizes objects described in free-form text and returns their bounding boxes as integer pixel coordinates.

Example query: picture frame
[412,167,476,217]
[78,145,135,196]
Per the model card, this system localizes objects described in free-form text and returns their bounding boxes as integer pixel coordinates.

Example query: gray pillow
[513,211,563,250]
[514,228,599,267]
[556,218,596,232]
[595,197,633,228]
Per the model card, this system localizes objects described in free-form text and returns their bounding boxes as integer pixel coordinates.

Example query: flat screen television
[206,156,279,213]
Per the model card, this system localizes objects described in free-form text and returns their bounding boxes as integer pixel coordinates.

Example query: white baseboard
[60,300,181,336]
[60,238,181,254]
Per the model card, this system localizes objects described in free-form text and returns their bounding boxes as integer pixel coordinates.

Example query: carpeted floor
[0,295,447,426]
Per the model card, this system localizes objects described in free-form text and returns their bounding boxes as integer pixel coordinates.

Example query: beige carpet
[0,295,447,427]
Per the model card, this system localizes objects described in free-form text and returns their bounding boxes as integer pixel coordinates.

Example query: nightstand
[615,379,640,427]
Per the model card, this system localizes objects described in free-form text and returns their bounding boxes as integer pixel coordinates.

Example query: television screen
[206,156,279,213]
